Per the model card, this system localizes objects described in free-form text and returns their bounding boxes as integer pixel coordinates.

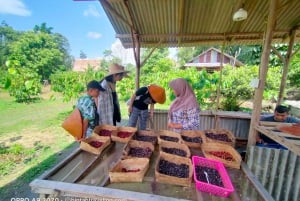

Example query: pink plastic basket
[192,156,234,197]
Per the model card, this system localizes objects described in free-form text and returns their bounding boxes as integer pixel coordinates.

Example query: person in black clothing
[128,84,166,130]
[257,105,300,148]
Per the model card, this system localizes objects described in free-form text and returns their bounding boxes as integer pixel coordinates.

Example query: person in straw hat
[168,78,200,132]
[97,63,129,126]
[128,84,166,130]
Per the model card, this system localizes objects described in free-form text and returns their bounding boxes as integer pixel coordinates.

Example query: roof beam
[99,0,136,32]
[176,0,185,45]
[115,31,291,39]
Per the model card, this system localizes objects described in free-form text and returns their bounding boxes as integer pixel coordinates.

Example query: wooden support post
[247,0,278,147]
[277,29,296,104]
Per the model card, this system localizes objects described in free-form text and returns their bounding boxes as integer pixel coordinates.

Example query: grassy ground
[0,86,171,200]
[0,88,77,199]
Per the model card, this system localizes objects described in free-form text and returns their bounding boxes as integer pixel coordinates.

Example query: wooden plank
[73,142,115,183]
[30,179,190,201]
[259,121,292,127]
[241,163,275,201]
[38,147,81,179]
[255,125,300,155]
[285,139,300,145]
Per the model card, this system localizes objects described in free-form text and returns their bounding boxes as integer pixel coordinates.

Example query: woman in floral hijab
[167,78,200,132]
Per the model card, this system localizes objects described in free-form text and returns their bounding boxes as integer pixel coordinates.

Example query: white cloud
[87,32,102,39]
[0,0,31,16]
[83,5,100,17]
[111,39,135,65]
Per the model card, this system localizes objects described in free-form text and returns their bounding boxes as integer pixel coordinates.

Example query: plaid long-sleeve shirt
[97,79,114,125]
[169,108,200,132]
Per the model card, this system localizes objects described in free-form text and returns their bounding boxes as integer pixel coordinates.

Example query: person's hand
[128,105,133,114]
[167,122,173,128]
[168,122,182,129]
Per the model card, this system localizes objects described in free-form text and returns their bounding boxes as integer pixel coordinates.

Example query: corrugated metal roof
[99,0,300,48]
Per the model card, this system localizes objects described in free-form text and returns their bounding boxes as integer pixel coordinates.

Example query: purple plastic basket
[192,156,234,197]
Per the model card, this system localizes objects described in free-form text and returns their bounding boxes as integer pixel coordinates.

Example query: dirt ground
[2,144,77,200]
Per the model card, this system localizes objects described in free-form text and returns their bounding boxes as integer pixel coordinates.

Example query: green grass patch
[0,91,76,198]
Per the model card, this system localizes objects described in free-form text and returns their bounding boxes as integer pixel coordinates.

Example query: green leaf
[25,80,33,89]
[4,78,11,89]
[8,68,17,75]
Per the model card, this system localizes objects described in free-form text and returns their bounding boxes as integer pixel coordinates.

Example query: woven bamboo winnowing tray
[93,124,117,140]
[181,130,207,148]
[109,158,150,183]
[155,152,193,187]
[202,142,241,169]
[159,140,191,158]
[133,130,158,145]
[203,128,236,147]
[157,130,183,144]
[123,140,154,159]
[80,134,111,155]
[111,126,137,143]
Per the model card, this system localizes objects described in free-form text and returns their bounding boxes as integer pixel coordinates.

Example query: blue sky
[0,0,125,59]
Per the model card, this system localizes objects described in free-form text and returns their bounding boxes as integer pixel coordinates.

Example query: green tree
[100,49,122,70]
[53,33,73,71]
[177,47,194,66]
[6,60,41,102]
[141,48,173,74]
[80,50,87,59]
[8,31,63,81]
[0,21,19,67]
[33,22,53,34]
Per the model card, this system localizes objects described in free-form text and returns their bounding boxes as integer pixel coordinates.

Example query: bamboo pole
[247,0,278,147]
[277,29,296,104]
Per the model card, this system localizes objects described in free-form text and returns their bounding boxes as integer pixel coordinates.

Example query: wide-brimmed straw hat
[148,84,166,104]
[106,63,130,77]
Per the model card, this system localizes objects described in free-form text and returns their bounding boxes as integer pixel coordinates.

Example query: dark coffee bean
[161,147,187,157]
[128,147,153,158]
[158,159,189,178]
[182,135,202,143]
[195,166,224,187]
[160,135,179,142]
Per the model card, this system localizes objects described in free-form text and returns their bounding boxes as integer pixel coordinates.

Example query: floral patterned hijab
[168,78,200,118]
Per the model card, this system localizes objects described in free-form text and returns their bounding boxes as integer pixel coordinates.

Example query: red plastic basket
[192,156,234,197]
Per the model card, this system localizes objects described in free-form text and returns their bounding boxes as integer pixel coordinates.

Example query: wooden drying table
[256,121,300,155]
[30,141,273,201]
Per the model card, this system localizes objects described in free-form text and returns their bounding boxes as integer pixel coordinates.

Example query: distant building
[183,47,244,72]
[73,59,101,72]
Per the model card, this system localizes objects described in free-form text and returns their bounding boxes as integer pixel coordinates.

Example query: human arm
[149,103,154,118]
[82,119,89,139]
[167,122,183,129]
[128,93,136,114]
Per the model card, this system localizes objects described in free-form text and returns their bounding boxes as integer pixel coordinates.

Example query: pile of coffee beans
[208,151,234,161]
[89,141,103,148]
[195,165,224,187]
[160,135,179,142]
[205,132,232,142]
[128,147,152,158]
[121,168,140,172]
[134,135,157,143]
[158,159,189,178]
[161,147,187,157]
[182,135,202,143]
[99,129,112,136]
[117,131,132,138]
